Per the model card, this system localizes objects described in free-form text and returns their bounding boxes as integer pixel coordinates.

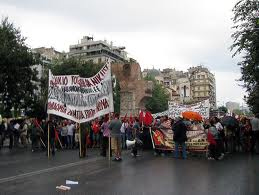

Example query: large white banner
[152,99,210,119]
[47,62,114,123]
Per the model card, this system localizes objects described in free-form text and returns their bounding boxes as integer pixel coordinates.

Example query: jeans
[67,135,73,148]
[174,142,187,159]
[121,133,126,149]
[251,131,259,154]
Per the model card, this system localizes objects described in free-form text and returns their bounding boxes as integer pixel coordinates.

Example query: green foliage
[51,57,103,77]
[218,106,228,113]
[231,0,259,114]
[0,17,38,117]
[145,77,169,113]
[113,78,120,113]
[232,109,244,115]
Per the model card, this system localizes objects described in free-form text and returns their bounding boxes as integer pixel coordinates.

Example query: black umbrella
[221,116,239,127]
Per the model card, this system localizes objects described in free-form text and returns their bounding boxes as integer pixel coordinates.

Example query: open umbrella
[182,111,202,121]
[221,116,239,127]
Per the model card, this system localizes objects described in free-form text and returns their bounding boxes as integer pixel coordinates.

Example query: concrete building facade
[142,65,216,108]
[69,36,129,64]
[188,66,216,108]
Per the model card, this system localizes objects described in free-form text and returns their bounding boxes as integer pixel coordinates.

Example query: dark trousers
[131,145,138,156]
[101,136,112,157]
[0,134,3,149]
[208,144,220,159]
[80,136,87,157]
[251,131,259,154]
[31,136,39,151]
[216,139,224,154]
[61,136,67,148]
[46,138,55,156]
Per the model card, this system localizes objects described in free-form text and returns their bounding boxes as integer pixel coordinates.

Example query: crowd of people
[0,112,259,162]
[153,113,259,160]
[0,114,143,161]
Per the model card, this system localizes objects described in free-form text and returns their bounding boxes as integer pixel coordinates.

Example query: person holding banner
[79,122,89,158]
[109,113,122,161]
[47,119,56,156]
[172,117,188,159]
[100,116,111,157]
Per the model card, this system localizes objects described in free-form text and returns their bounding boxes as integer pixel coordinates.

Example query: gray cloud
[0,0,246,103]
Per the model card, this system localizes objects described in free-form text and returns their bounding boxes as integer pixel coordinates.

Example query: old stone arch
[111,62,153,116]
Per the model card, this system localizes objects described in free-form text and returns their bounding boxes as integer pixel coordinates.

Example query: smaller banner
[152,124,208,151]
[168,99,210,119]
[47,62,114,123]
[152,99,210,119]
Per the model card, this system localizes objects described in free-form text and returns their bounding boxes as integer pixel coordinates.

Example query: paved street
[0,148,259,195]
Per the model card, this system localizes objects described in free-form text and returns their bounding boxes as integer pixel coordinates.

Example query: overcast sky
[0,0,246,106]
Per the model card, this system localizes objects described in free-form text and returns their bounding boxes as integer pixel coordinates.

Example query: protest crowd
[0,112,259,161]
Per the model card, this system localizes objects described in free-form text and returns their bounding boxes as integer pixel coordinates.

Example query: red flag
[123,113,128,122]
[144,111,153,126]
[139,111,144,124]
[129,113,133,124]
[139,111,153,126]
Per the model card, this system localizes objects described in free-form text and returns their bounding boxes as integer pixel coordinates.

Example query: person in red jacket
[92,119,100,148]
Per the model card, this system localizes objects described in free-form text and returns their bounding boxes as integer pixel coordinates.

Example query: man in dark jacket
[0,121,5,149]
[48,119,56,156]
[173,117,188,159]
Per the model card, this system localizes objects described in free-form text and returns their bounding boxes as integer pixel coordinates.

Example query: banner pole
[79,123,82,158]
[108,113,111,161]
[47,114,50,159]
[57,136,63,149]
[149,127,155,149]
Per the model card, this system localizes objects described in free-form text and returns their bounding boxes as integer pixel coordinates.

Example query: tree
[51,57,103,77]
[218,106,228,113]
[145,76,170,113]
[0,17,38,117]
[113,78,121,114]
[232,109,244,115]
[231,0,259,113]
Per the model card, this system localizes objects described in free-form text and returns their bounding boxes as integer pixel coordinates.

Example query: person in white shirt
[120,120,128,149]
[67,121,75,149]
[61,122,68,149]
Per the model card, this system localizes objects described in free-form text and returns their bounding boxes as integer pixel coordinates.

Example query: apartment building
[68,36,129,63]
[188,66,216,108]
[142,65,216,107]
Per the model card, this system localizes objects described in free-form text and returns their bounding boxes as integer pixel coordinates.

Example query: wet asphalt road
[0,148,259,195]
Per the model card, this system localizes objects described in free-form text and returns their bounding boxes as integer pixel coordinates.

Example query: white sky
[0,0,246,106]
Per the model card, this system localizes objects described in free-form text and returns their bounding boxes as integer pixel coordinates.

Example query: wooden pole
[108,136,111,161]
[40,137,46,148]
[108,113,111,161]
[79,123,82,158]
[149,127,155,149]
[47,115,50,158]
[57,136,63,149]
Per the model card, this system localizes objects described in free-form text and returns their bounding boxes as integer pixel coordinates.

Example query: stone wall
[112,62,153,116]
